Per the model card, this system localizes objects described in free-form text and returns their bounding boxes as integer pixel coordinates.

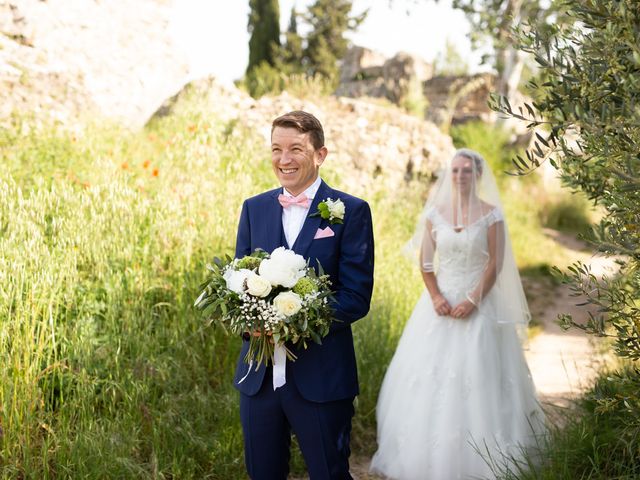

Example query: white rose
[273,291,303,317]
[223,268,251,294]
[259,247,306,288]
[259,259,304,288]
[246,273,272,297]
[269,247,306,271]
[327,198,345,220]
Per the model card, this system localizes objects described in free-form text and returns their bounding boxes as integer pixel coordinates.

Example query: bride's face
[451,155,476,195]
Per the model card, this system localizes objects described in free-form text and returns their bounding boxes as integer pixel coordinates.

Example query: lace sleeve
[466,207,506,306]
[420,208,437,273]
[486,207,504,226]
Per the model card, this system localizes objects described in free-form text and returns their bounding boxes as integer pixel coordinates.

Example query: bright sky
[169,0,486,85]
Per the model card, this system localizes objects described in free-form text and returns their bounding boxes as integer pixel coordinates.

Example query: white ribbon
[237,360,252,384]
[236,344,287,391]
[272,344,287,390]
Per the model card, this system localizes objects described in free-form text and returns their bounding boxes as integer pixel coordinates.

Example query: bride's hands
[432,294,452,316]
[450,299,476,319]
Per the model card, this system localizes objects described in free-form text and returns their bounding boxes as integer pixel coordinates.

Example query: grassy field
[0,102,583,478]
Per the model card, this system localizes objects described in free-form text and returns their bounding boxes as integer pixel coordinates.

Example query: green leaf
[535,132,550,148]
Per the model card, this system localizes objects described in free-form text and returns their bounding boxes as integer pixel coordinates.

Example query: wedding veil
[404,148,531,338]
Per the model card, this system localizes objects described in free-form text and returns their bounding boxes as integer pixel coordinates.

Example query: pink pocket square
[314,226,335,239]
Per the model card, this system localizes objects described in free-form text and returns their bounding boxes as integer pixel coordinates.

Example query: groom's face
[271,126,327,196]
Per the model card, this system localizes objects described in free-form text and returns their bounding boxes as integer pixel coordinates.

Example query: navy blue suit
[234,180,374,479]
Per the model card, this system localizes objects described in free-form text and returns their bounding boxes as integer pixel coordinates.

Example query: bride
[370,149,546,480]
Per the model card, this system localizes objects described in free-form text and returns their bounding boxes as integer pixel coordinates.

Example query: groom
[233,110,375,479]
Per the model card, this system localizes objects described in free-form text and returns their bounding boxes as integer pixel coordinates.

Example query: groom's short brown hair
[271,110,325,151]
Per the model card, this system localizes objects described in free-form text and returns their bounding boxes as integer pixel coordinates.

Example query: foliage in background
[244,0,366,97]
[278,6,305,76]
[0,102,277,478]
[245,0,281,98]
[302,0,366,88]
[246,0,281,76]
[244,61,284,99]
[446,0,562,99]
[539,191,595,237]
[399,74,429,118]
[434,38,470,76]
[493,0,640,476]
[451,120,516,177]
[499,366,640,480]
[240,67,336,100]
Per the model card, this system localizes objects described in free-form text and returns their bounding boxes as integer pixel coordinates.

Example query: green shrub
[282,73,335,98]
[499,366,640,479]
[540,191,595,237]
[243,61,284,98]
[399,75,429,118]
[450,120,516,181]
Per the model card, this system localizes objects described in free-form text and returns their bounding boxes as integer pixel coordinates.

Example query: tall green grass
[492,366,640,480]
[1,105,581,478]
[0,100,429,478]
[1,110,275,478]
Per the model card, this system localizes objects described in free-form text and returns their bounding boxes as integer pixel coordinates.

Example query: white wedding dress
[370,208,546,480]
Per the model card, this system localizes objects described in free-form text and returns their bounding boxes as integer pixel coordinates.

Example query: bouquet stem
[245,337,297,369]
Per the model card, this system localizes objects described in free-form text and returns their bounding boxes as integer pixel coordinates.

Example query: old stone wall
[336,46,501,129]
[154,77,456,192]
[0,0,189,128]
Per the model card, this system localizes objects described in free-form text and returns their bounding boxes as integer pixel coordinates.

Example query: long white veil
[404,148,531,339]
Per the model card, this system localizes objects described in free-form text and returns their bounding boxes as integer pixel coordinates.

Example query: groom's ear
[315,146,328,167]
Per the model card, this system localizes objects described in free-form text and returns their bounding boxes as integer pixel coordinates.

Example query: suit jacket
[233,180,375,402]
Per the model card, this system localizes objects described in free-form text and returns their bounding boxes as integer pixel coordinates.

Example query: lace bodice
[427,207,503,303]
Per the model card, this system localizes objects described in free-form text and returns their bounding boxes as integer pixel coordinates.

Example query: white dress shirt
[281,176,322,247]
[271,176,323,389]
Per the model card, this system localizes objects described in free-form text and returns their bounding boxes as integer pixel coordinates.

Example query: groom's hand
[450,300,476,319]
[243,331,273,340]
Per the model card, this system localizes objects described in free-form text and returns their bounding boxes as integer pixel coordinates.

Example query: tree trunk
[496,0,524,100]
[497,46,524,100]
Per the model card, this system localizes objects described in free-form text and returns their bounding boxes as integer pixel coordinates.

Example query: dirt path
[294,230,618,480]
[524,229,617,409]
[524,282,605,408]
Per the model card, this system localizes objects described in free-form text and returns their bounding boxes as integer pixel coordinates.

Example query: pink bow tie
[278,193,310,209]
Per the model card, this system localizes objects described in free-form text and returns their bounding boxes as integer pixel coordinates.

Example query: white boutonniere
[311,198,345,224]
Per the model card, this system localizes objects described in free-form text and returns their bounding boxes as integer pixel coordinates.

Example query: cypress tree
[247,0,281,74]
[303,0,366,86]
[279,7,304,74]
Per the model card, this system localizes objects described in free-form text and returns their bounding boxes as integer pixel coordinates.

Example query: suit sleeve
[330,200,375,332]
[235,200,252,258]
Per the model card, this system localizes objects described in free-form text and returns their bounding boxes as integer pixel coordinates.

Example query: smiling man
[233,110,375,479]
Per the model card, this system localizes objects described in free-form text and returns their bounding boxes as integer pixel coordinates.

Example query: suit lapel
[265,189,286,252]
[291,180,332,257]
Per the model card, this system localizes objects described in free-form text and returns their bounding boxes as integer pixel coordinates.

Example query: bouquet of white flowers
[194,247,334,367]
